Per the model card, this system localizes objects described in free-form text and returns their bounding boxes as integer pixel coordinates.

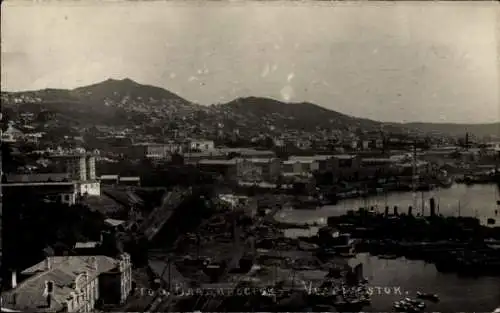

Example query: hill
[2,79,499,139]
[1,78,198,125]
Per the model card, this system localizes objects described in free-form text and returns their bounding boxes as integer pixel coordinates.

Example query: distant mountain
[2,79,499,139]
[209,96,384,133]
[402,122,500,140]
[1,78,197,125]
[73,78,191,106]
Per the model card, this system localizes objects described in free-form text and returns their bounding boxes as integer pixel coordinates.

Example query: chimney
[384,206,389,217]
[45,257,52,270]
[92,257,98,272]
[408,206,413,216]
[393,206,399,216]
[11,271,17,289]
[46,294,52,308]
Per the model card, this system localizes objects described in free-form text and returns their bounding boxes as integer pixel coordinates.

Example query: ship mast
[412,140,418,212]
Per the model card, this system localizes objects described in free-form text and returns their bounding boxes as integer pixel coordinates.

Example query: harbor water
[350,253,500,312]
[279,184,500,311]
[276,183,500,226]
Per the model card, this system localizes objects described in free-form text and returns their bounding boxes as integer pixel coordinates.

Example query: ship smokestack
[430,198,436,217]
[393,206,399,216]
[408,206,413,216]
[384,206,389,217]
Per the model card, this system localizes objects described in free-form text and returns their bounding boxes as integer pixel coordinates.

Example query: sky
[1,1,499,124]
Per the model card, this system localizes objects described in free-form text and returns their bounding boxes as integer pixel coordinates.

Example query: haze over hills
[2,78,499,138]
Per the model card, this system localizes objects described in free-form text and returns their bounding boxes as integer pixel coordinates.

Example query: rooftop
[74,242,100,249]
[5,173,71,183]
[2,255,121,312]
[246,158,277,164]
[332,154,357,160]
[104,218,126,227]
[198,159,238,166]
[119,177,141,182]
[100,175,119,180]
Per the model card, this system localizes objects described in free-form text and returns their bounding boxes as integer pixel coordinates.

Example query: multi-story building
[47,153,100,196]
[2,153,100,205]
[359,157,399,179]
[282,159,318,175]
[246,158,282,182]
[129,142,183,160]
[288,155,337,173]
[197,158,260,182]
[183,151,227,165]
[331,155,361,179]
[1,253,132,312]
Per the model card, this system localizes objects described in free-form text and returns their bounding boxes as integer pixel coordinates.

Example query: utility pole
[412,140,418,211]
[421,191,425,216]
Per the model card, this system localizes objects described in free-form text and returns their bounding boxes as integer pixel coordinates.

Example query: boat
[416,291,439,302]
[394,298,425,312]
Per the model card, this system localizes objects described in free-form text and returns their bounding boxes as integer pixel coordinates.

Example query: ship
[416,291,439,302]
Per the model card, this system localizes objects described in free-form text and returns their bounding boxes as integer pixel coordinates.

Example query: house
[1,125,23,143]
[188,139,215,152]
[1,254,132,312]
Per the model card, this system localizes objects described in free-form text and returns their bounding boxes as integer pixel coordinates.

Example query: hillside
[2,78,499,139]
[207,96,385,134]
[1,78,198,125]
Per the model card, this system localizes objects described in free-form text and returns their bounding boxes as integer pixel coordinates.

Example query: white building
[189,139,215,151]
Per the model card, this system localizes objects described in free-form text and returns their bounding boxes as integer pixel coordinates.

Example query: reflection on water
[277,184,500,226]
[349,253,500,312]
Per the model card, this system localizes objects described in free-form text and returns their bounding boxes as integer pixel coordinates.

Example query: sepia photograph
[1,0,500,312]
